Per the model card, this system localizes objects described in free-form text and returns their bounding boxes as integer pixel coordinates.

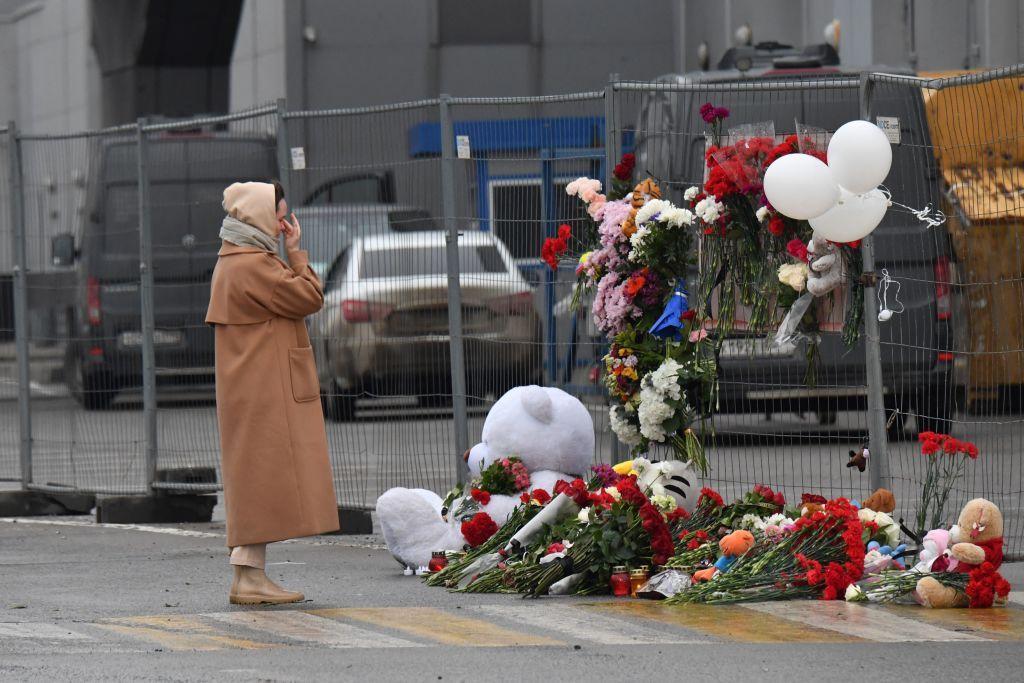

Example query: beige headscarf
[220,182,279,251]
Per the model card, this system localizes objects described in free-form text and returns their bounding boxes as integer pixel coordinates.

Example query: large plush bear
[916,498,1004,608]
[376,386,595,570]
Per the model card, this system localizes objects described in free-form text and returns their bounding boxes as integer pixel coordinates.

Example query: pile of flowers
[687,105,866,375]
[422,459,1012,609]
[555,172,716,469]
[915,432,980,537]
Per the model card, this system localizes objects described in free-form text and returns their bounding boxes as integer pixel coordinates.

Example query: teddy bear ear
[520,385,554,424]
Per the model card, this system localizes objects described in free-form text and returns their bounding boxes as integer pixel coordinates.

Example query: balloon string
[878,186,947,229]
[877,268,904,322]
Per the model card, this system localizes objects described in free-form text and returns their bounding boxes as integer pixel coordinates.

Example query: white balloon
[827,120,893,194]
[763,153,839,220]
[809,187,889,243]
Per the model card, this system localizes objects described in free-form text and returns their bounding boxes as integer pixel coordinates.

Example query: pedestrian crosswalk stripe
[0,623,90,640]
[878,603,1024,641]
[746,601,991,642]
[584,601,864,643]
[96,615,274,651]
[204,610,423,649]
[312,607,564,647]
[469,604,703,645]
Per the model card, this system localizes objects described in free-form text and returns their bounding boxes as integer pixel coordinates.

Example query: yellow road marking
[583,601,865,643]
[98,615,273,651]
[312,607,564,647]
[879,604,1024,641]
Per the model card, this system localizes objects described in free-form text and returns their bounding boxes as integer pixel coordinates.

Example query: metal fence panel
[0,126,18,482]
[608,78,878,503]
[18,127,146,494]
[445,93,616,471]
[140,107,280,493]
[866,71,1024,556]
[283,100,463,508]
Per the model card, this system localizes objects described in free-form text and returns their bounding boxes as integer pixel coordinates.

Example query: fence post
[7,121,31,488]
[439,94,470,485]
[603,84,621,465]
[136,118,158,492]
[857,75,891,491]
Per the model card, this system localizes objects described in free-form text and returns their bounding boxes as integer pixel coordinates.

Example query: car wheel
[322,391,357,422]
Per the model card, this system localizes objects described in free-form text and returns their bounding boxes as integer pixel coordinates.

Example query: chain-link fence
[2,67,1022,555]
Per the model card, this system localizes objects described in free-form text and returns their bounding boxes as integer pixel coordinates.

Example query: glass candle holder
[428,551,448,573]
[629,568,649,597]
[609,566,631,596]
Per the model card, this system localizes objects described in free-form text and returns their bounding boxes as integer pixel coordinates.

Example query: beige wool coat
[206,182,339,547]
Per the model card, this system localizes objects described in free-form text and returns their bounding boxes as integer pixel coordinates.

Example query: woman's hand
[279,212,302,252]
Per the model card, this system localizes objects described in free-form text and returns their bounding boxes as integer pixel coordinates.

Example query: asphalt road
[2,516,1024,682]
[2,391,1024,556]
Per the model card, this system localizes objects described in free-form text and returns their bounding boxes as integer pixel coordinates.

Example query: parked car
[52,133,277,409]
[311,231,542,420]
[293,203,440,281]
[632,44,962,433]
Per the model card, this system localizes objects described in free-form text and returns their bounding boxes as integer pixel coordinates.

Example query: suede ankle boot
[229,565,304,605]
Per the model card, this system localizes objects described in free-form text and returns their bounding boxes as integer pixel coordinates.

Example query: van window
[360,245,506,279]
[103,181,236,254]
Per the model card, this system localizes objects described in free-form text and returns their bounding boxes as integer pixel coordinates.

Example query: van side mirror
[51,233,77,266]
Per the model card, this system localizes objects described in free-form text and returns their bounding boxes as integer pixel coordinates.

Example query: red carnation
[545,542,565,555]
[541,224,572,271]
[530,488,551,505]
[786,238,808,262]
[801,493,827,505]
[768,215,787,237]
[470,488,491,505]
[698,487,724,508]
[460,512,498,548]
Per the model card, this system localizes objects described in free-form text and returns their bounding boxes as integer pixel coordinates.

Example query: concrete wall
[229,0,286,112]
[0,0,100,133]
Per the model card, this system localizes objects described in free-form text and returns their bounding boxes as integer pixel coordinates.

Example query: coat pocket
[288,346,320,403]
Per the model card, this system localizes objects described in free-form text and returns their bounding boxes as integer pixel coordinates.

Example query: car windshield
[360,245,506,279]
[388,210,439,231]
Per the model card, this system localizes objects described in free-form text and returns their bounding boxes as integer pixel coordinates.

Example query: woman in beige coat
[206,181,340,605]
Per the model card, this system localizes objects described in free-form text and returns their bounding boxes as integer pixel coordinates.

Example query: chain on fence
[2,67,1023,556]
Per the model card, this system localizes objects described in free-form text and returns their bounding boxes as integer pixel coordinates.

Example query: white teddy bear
[376,386,595,570]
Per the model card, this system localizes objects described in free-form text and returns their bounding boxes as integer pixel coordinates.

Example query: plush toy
[376,386,595,570]
[805,231,845,297]
[611,457,700,514]
[861,488,896,514]
[916,498,1004,608]
[864,540,908,573]
[693,530,755,583]
[912,528,958,574]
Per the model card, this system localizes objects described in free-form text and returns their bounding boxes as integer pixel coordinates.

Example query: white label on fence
[290,147,307,170]
[456,135,471,159]
[876,117,901,145]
